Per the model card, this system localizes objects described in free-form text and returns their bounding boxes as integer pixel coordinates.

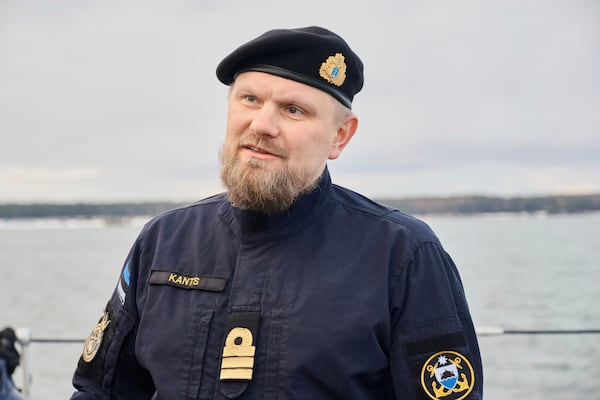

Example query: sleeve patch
[77,304,115,385]
[81,312,111,363]
[420,350,475,400]
[116,262,130,305]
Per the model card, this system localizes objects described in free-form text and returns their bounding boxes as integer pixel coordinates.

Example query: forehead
[232,71,336,105]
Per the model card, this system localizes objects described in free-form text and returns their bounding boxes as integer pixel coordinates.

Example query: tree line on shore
[1,194,600,219]
[379,194,600,215]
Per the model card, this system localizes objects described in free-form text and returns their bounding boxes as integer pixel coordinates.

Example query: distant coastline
[2,194,600,219]
[379,193,600,216]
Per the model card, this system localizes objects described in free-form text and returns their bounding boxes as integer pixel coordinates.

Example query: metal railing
[11,326,600,399]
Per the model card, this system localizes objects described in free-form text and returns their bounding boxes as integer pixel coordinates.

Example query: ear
[328,114,358,160]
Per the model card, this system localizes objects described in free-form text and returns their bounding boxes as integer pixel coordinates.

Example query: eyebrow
[234,84,317,111]
[279,95,311,107]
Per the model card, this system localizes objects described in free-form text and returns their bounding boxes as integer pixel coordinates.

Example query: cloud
[1,0,599,201]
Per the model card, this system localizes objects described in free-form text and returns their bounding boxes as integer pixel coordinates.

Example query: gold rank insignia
[219,327,256,380]
[82,312,111,362]
[420,351,474,400]
[319,53,347,86]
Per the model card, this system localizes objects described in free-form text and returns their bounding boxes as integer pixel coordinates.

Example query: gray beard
[220,149,317,215]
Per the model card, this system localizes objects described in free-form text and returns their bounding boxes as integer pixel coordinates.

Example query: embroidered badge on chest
[420,351,474,400]
[220,327,256,380]
[82,312,111,362]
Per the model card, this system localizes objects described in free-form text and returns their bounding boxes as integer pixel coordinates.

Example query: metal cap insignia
[319,53,347,86]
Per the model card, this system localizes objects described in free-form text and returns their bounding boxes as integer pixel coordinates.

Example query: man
[71,26,482,399]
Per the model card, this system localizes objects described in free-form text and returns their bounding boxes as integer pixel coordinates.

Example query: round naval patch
[420,350,474,400]
[82,312,111,362]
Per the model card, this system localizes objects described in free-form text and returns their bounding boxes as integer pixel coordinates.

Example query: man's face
[220,71,351,214]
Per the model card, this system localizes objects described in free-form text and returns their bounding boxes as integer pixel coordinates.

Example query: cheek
[225,112,239,134]
[313,128,338,159]
[224,117,247,148]
[226,103,248,133]
[297,134,336,164]
[222,118,243,153]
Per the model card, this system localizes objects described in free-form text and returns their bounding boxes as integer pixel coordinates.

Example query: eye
[286,105,304,115]
[244,95,257,103]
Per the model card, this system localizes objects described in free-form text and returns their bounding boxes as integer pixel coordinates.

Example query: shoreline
[3,193,600,219]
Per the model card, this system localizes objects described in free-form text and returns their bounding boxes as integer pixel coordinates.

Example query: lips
[246,145,272,154]
[240,140,286,158]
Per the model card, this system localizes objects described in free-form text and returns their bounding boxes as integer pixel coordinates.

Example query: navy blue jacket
[71,169,482,399]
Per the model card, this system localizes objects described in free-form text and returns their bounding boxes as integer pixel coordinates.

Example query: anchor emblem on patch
[420,351,474,399]
[82,312,110,362]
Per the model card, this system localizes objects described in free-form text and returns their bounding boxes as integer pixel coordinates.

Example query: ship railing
[10,326,600,399]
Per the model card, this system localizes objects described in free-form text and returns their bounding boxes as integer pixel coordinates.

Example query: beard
[220,135,319,215]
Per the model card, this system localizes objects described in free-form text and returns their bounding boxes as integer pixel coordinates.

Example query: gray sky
[1,0,599,202]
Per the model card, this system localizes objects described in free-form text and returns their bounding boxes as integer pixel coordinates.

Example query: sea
[1,211,599,400]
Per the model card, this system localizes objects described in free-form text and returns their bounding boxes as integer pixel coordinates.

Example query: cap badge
[82,312,111,362]
[319,53,346,86]
[420,351,475,400]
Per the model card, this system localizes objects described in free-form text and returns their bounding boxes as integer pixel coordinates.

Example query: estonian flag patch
[116,262,130,305]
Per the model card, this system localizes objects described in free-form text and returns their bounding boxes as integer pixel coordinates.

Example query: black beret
[216,26,364,108]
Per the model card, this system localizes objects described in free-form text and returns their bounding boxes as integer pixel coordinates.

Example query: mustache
[238,134,288,158]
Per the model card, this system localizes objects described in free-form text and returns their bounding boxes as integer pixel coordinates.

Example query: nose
[249,104,279,137]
